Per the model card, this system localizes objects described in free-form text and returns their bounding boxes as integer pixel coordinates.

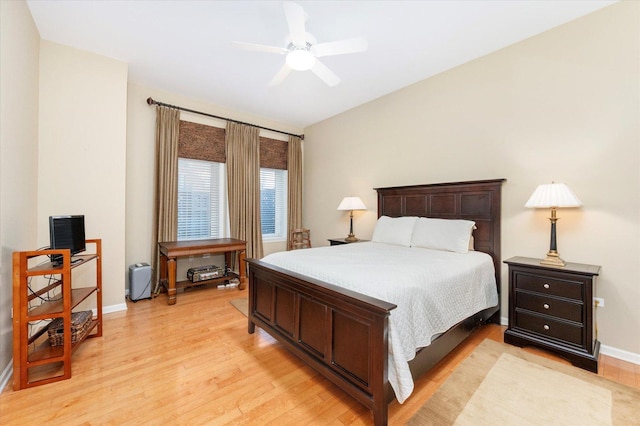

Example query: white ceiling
[26,0,615,129]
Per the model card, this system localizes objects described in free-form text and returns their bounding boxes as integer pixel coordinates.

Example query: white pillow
[371,216,418,247]
[411,217,476,253]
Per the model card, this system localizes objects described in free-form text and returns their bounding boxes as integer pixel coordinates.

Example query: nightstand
[328,238,370,246]
[504,256,601,372]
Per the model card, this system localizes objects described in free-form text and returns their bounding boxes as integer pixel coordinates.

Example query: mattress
[261,241,499,403]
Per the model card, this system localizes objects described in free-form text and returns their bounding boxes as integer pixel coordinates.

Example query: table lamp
[337,196,367,242]
[525,182,582,267]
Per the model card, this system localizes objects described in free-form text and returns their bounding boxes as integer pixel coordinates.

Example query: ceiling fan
[232,1,368,87]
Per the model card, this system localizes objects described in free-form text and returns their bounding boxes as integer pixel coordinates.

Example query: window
[260,168,287,241]
[177,159,287,242]
[177,158,228,240]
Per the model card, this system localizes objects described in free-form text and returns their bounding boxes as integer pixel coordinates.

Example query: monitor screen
[49,215,86,264]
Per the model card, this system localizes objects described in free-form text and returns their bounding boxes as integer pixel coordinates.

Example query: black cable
[27,274,62,304]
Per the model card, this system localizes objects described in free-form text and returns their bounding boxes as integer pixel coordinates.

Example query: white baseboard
[101,302,128,315]
[90,303,128,317]
[0,359,13,394]
[600,343,640,365]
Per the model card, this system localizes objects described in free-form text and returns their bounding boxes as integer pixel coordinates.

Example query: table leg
[167,257,177,305]
[224,251,232,276]
[247,264,254,334]
[238,248,247,290]
[159,253,168,289]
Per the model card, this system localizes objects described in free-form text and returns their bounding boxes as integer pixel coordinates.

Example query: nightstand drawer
[514,311,583,346]
[514,272,583,301]
[515,291,583,322]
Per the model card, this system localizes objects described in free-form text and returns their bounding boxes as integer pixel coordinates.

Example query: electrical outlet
[594,297,605,307]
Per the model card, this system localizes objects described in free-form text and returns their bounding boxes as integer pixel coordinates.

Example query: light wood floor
[2,287,638,425]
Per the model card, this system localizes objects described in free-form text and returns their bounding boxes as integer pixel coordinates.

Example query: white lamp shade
[525,183,582,208]
[337,196,367,211]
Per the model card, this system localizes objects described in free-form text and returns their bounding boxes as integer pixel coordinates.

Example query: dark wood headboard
[374,179,505,293]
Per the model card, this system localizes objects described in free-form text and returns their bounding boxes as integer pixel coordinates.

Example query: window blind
[260,168,287,239]
[177,158,228,240]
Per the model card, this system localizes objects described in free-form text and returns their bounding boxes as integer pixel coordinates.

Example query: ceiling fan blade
[269,64,292,86]
[311,60,340,87]
[232,41,288,55]
[311,37,368,58]
[283,1,307,46]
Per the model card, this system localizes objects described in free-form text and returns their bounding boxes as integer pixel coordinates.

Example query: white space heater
[129,263,152,302]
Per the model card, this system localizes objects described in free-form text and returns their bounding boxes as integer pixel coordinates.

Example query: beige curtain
[287,136,303,249]
[151,105,180,286]
[226,122,263,259]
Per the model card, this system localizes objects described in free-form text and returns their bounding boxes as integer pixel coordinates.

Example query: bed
[246,179,504,425]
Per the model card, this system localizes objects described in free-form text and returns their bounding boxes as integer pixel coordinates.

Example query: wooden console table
[158,238,247,305]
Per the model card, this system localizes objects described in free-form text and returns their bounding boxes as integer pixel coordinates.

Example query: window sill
[262,236,286,244]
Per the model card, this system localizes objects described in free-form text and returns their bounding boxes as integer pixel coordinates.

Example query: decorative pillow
[411,217,476,253]
[371,216,418,247]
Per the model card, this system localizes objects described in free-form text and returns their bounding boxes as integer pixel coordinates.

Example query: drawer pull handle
[543,283,550,289]
[543,303,550,309]
[543,324,550,331]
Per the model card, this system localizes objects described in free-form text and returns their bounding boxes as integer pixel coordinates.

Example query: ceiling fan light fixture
[286,49,316,71]
[233,2,365,86]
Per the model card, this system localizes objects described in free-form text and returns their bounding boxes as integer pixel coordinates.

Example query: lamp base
[540,251,566,267]
[345,234,359,243]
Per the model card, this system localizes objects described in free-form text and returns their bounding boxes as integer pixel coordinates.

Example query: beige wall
[125,83,303,289]
[0,0,41,385]
[304,2,639,359]
[38,41,128,311]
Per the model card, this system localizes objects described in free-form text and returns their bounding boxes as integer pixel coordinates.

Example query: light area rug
[230,298,248,317]
[408,339,640,426]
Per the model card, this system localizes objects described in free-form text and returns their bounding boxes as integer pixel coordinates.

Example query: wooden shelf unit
[12,239,103,389]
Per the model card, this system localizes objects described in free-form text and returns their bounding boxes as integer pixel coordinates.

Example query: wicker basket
[47,310,93,347]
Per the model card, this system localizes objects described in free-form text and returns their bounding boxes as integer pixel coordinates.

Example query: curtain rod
[146,97,304,141]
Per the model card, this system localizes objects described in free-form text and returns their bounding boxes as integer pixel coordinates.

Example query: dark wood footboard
[247,258,397,426]
[247,179,504,425]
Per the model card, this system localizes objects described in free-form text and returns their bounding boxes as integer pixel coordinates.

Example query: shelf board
[27,319,100,364]
[174,272,239,290]
[25,361,68,387]
[25,253,99,275]
[28,287,98,319]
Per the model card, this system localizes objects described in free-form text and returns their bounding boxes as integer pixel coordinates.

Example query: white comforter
[260,242,498,403]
